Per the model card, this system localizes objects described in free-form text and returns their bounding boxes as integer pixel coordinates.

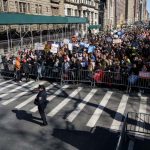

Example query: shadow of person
[12,109,43,126]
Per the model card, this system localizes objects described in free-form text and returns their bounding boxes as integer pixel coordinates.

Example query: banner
[139,71,150,79]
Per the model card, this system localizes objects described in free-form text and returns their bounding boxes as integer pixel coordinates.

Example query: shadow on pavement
[12,109,43,126]
[52,126,119,150]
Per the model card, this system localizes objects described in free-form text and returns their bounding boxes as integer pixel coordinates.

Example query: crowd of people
[1,26,150,86]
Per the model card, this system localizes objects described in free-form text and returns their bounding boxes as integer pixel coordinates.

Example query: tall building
[125,0,136,24]
[0,0,64,31]
[64,0,99,31]
[101,0,126,29]
[115,0,126,27]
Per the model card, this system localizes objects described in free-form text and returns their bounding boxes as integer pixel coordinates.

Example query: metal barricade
[93,70,128,87]
[28,65,62,82]
[43,66,62,81]
[0,62,15,79]
[127,75,150,93]
[126,112,150,135]
[61,69,94,86]
[116,112,150,150]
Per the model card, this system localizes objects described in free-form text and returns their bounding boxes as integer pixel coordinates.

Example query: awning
[88,24,101,29]
[0,12,88,25]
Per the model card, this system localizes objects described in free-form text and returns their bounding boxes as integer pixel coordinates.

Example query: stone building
[64,0,99,32]
[0,0,64,31]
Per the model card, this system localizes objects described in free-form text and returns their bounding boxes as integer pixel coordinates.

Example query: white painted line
[47,87,82,117]
[139,96,147,113]
[0,79,12,86]
[0,81,34,98]
[67,89,97,122]
[2,81,46,105]
[30,85,69,113]
[15,84,55,109]
[86,91,113,127]
[110,94,129,131]
[0,82,16,91]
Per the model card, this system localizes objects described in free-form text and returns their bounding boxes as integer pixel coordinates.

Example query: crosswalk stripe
[67,89,97,122]
[110,94,129,131]
[0,82,16,91]
[2,81,46,105]
[0,81,34,98]
[86,91,113,127]
[30,85,69,113]
[47,87,83,117]
[0,79,12,86]
[15,83,56,109]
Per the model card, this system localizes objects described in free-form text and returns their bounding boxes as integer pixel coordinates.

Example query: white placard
[34,43,44,50]
[51,44,59,54]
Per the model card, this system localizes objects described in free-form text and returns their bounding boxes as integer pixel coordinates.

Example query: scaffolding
[0,12,88,54]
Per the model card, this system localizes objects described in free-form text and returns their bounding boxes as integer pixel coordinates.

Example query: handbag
[34,98,39,105]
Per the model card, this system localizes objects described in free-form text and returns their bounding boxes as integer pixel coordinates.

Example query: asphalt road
[0,78,149,150]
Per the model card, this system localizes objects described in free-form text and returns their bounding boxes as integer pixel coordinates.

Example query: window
[19,2,27,13]
[22,3,26,13]
[67,8,71,16]
[51,7,59,16]
[28,3,30,13]
[15,1,19,12]
[46,7,49,12]
[3,0,8,12]
[95,13,97,19]
[35,4,38,13]
[39,5,42,14]
[75,9,78,16]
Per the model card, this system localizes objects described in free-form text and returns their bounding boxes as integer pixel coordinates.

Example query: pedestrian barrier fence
[126,112,150,135]
[0,64,150,91]
[116,112,150,150]
[61,69,94,86]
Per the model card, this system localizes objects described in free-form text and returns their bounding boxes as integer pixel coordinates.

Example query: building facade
[0,0,64,31]
[64,0,99,32]
[125,0,136,24]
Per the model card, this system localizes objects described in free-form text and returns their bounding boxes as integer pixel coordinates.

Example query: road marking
[110,94,129,131]
[47,87,82,117]
[67,89,97,122]
[30,85,69,112]
[0,79,12,86]
[86,91,113,127]
[0,82,16,91]
[2,81,46,105]
[15,84,56,109]
[0,81,34,98]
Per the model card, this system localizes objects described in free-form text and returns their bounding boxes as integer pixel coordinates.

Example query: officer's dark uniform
[35,85,48,126]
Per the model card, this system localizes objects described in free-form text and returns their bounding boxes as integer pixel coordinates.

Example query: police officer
[34,85,48,126]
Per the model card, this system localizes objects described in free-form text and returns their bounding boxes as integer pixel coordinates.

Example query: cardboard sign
[51,44,59,54]
[34,43,44,50]
[113,39,122,44]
